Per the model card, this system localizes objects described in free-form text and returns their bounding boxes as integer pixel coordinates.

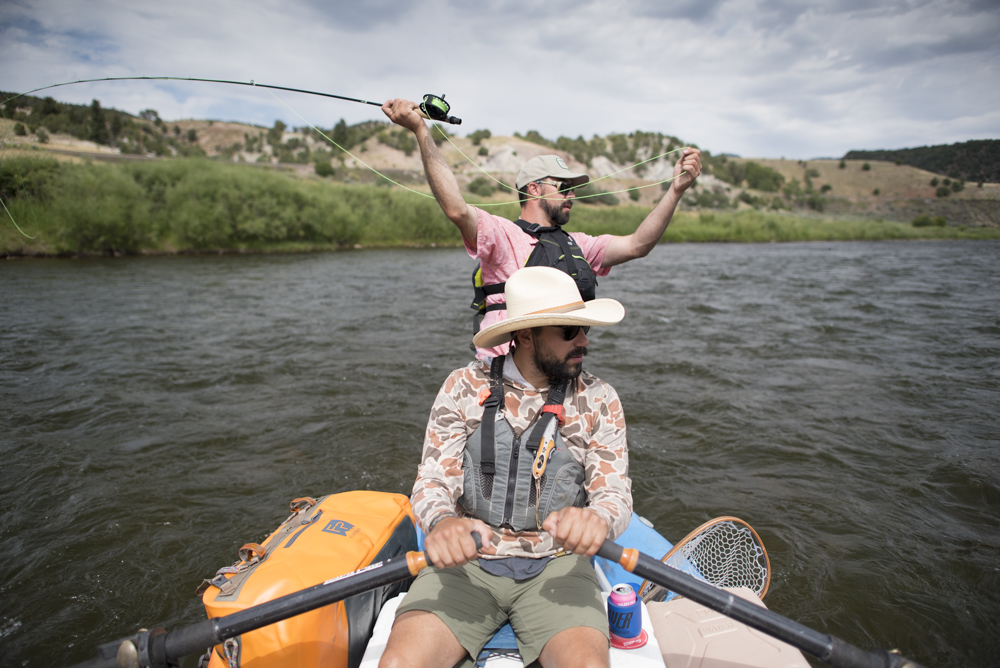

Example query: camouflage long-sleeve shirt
[411,358,632,558]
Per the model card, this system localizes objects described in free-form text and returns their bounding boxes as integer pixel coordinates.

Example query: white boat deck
[360,588,809,668]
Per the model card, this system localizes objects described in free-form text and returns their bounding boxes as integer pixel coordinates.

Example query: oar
[598,540,927,668]
[69,538,471,668]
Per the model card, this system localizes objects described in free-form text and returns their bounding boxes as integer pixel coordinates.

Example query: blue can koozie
[608,583,647,648]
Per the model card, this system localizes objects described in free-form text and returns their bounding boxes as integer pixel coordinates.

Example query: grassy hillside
[2,155,998,257]
[844,140,1000,183]
[3,91,998,238]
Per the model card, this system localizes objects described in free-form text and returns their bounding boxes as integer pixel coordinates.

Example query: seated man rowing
[382,97,701,360]
[379,266,632,668]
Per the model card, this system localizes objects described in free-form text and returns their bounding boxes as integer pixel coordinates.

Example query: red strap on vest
[477,386,492,406]
[541,404,565,424]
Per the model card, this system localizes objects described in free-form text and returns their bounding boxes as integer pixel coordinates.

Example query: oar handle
[597,541,926,668]
[70,532,483,668]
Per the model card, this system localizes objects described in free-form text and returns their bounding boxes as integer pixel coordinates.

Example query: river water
[2,241,999,667]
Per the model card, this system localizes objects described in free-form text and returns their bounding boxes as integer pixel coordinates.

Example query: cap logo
[556,157,568,170]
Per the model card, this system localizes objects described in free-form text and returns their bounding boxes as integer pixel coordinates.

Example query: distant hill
[1,90,206,158]
[843,140,1000,184]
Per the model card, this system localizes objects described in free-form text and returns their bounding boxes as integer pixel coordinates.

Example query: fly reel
[419,94,462,125]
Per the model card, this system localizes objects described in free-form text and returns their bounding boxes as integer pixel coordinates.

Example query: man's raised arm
[602,147,702,267]
[382,98,479,250]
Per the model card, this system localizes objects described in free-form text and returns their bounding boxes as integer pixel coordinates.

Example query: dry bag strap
[238,543,266,563]
[289,497,316,513]
[480,355,506,476]
[525,379,569,453]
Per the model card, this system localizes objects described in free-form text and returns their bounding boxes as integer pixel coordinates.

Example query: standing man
[378,266,632,668]
[382,97,702,359]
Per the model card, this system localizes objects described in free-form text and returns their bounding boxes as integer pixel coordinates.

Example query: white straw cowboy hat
[473,266,624,349]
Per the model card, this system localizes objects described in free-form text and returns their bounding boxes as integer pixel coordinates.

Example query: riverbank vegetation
[2,156,998,256]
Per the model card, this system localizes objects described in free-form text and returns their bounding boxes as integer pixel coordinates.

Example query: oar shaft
[70,551,428,668]
[598,542,925,668]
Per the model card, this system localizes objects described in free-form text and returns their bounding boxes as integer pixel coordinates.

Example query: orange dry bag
[198,491,417,668]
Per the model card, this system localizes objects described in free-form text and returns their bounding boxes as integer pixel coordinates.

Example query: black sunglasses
[560,325,590,341]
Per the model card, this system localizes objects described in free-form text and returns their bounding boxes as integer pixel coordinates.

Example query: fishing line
[0,192,36,239]
[8,76,688,200]
[429,123,689,204]
[2,76,693,231]
[262,87,441,201]
[0,136,41,239]
[273,89,684,206]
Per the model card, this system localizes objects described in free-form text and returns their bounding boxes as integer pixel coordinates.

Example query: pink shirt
[467,208,614,359]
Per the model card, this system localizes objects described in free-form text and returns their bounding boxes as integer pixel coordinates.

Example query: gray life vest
[457,355,588,532]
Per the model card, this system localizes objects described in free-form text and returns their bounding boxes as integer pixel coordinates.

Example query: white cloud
[1,0,996,158]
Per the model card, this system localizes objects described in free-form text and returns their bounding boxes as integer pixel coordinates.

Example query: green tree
[332,119,349,148]
[744,162,785,191]
[469,129,492,145]
[431,123,451,147]
[109,114,123,139]
[517,130,553,147]
[267,120,287,148]
[467,176,496,197]
[89,99,109,145]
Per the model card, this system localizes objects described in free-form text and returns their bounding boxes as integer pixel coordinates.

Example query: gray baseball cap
[515,155,590,190]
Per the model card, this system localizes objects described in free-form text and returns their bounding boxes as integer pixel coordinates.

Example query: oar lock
[420,94,462,125]
[101,627,167,668]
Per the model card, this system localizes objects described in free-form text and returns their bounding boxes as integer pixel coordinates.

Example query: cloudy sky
[1,0,997,159]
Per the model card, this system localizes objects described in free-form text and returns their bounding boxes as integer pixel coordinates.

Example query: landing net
[639,516,771,603]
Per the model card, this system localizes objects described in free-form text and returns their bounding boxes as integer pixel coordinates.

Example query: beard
[541,197,572,227]
[532,339,588,382]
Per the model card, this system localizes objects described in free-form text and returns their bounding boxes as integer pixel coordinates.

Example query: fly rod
[4,77,462,124]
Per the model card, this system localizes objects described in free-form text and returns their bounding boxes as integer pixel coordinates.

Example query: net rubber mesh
[639,517,771,603]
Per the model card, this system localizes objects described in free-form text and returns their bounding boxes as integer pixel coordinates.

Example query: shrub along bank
[2,156,997,256]
[0,156,460,254]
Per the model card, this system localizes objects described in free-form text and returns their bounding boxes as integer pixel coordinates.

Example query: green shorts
[395,553,609,666]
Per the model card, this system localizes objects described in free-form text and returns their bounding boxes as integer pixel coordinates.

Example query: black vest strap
[514,219,580,282]
[479,355,506,476]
